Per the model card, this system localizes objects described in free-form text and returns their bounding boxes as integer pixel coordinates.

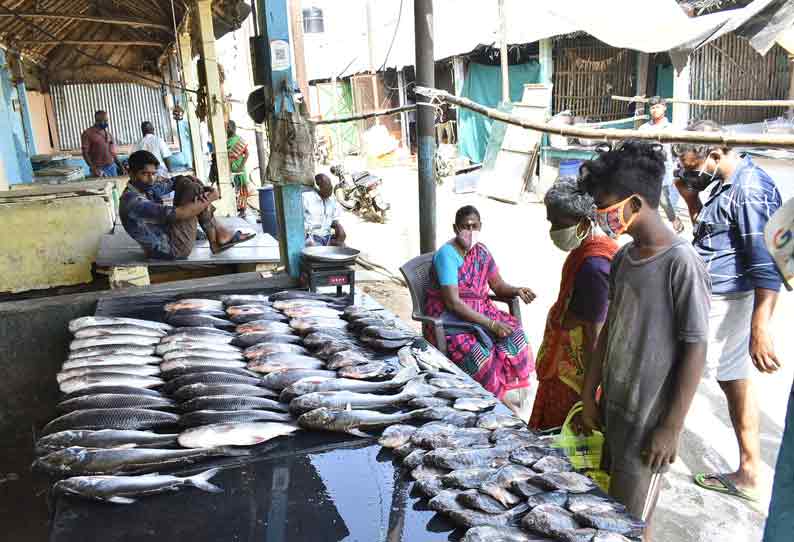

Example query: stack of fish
[342,305,419,351]
[163,299,234,330]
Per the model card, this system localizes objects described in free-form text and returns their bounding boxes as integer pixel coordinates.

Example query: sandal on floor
[694,472,759,502]
[212,230,256,254]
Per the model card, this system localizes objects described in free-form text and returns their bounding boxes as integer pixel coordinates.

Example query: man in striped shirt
[675,120,783,503]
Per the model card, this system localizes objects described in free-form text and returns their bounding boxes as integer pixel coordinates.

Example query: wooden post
[788,54,794,120]
[196,0,234,216]
[539,39,553,86]
[289,0,310,114]
[673,59,691,127]
[498,0,509,104]
[635,52,649,129]
[178,28,206,181]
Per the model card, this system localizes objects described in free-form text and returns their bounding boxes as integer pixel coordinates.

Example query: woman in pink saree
[423,205,536,414]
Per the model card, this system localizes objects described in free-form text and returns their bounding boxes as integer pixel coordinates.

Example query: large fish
[165,313,234,329]
[162,349,243,362]
[59,374,164,395]
[454,397,497,412]
[457,489,508,515]
[530,472,595,494]
[441,468,495,490]
[269,290,339,303]
[180,395,289,413]
[360,336,413,351]
[35,429,179,456]
[279,365,418,400]
[361,325,416,341]
[165,326,234,338]
[61,385,164,402]
[281,306,343,319]
[290,318,348,334]
[235,320,292,335]
[479,465,536,507]
[325,350,372,370]
[227,305,286,324]
[313,341,361,361]
[35,445,248,476]
[52,468,223,504]
[74,325,167,339]
[521,504,583,540]
[302,329,353,348]
[423,446,515,470]
[164,299,224,311]
[243,342,308,360]
[69,317,171,334]
[410,424,491,450]
[56,393,175,414]
[172,383,279,401]
[42,408,179,435]
[377,424,418,449]
[297,407,430,437]
[247,353,326,374]
[159,365,259,381]
[572,509,644,537]
[220,294,270,307]
[179,409,293,427]
[233,332,301,348]
[68,345,156,359]
[57,364,161,384]
[70,335,161,350]
[409,339,468,377]
[156,341,241,356]
[62,355,161,370]
[476,413,525,431]
[461,526,537,542]
[178,421,300,448]
[159,359,246,373]
[337,361,399,380]
[260,369,338,391]
[288,380,435,415]
[162,372,266,394]
[428,489,530,529]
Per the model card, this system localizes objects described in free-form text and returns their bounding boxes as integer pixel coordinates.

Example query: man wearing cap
[639,96,684,233]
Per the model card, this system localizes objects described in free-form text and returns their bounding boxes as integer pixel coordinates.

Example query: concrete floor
[334,158,794,542]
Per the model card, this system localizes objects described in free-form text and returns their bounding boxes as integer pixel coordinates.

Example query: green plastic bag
[551,402,610,492]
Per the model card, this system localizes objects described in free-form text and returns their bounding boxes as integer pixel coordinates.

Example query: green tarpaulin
[458,61,541,164]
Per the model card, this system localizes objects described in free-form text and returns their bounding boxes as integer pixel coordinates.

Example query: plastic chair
[399,252,522,355]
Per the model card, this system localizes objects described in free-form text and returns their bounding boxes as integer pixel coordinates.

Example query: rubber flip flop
[212,230,256,254]
[693,472,760,502]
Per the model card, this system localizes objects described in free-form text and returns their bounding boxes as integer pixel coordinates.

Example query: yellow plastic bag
[551,402,610,492]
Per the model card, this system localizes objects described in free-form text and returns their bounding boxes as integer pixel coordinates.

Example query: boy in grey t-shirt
[579,141,711,535]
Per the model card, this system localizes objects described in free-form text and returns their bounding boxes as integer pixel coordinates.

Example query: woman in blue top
[423,205,536,414]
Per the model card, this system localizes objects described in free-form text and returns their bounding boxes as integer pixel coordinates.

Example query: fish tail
[187,468,223,493]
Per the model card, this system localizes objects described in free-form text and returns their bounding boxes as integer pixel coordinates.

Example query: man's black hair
[94,110,106,117]
[141,121,154,134]
[128,150,160,174]
[672,119,726,158]
[579,140,665,209]
[648,96,666,107]
[455,205,481,225]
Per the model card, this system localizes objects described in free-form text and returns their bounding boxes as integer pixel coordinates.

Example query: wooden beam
[15,40,162,47]
[0,12,173,33]
[612,95,794,108]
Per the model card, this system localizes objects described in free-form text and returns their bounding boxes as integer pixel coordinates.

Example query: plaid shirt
[693,156,782,294]
[119,179,176,258]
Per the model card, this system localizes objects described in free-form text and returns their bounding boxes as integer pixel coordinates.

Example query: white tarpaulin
[304,0,794,81]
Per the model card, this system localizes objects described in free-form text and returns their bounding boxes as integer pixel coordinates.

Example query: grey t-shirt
[603,239,711,471]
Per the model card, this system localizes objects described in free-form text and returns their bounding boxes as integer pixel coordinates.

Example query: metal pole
[498,0,509,103]
[414,0,436,254]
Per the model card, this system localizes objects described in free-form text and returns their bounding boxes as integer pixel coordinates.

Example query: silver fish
[415,406,479,427]
[52,468,223,504]
[476,413,525,431]
[428,377,477,389]
[403,449,428,470]
[511,480,547,499]
[441,468,495,490]
[289,317,348,334]
[243,342,307,360]
[36,445,247,476]
[166,314,233,329]
[393,442,417,459]
[521,504,581,539]
[509,446,566,467]
[414,477,445,498]
[159,365,258,381]
[428,489,530,528]
[407,396,451,409]
[164,299,224,312]
[247,353,325,374]
[162,372,265,394]
[377,424,417,448]
[229,311,287,325]
[233,332,302,348]
[74,325,166,339]
[423,446,514,470]
[571,510,644,537]
[156,341,241,355]
[532,456,574,474]
[235,320,292,335]
[531,472,595,494]
[68,345,156,359]
[261,369,337,391]
[461,526,538,542]
[70,335,161,350]
[165,326,233,338]
[337,361,398,380]
[411,464,448,480]
[59,374,164,394]
[62,355,161,370]
[297,407,429,437]
[56,394,175,414]
[457,489,508,514]
[479,465,536,507]
[302,329,352,348]
[178,421,300,448]
[361,325,416,341]
[410,339,468,376]
[454,397,497,412]
[279,365,418,400]
[42,408,179,435]
[490,428,544,447]
[436,388,492,401]
[35,429,179,455]
[220,294,270,307]
[179,409,293,427]
[172,383,278,401]
[69,317,171,334]
[314,342,360,361]
[61,386,163,401]
[162,349,243,361]
[57,364,161,383]
[411,425,491,450]
[288,380,433,415]
[180,395,289,413]
[325,350,371,370]
[566,494,627,514]
[159,359,247,372]
[525,491,569,509]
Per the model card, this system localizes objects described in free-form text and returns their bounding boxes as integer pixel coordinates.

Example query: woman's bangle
[488,320,496,332]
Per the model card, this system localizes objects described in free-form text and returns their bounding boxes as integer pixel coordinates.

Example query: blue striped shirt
[693,156,782,294]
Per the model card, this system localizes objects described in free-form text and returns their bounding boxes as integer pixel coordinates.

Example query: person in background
[675,120,783,503]
[303,173,346,246]
[579,141,711,536]
[132,121,173,178]
[529,177,618,430]
[120,150,254,259]
[423,205,536,418]
[226,120,249,175]
[81,110,122,177]
[638,96,684,233]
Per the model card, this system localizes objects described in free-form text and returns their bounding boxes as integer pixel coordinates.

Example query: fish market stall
[32,286,642,542]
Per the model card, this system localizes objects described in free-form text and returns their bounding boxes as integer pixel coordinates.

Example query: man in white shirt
[638,96,684,233]
[132,121,173,178]
[302,173,346,246]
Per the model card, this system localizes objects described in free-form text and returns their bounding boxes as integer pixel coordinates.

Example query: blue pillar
[256,0,305,277]
[0,48,33,185]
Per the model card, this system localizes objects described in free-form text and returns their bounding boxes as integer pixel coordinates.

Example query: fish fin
[106,496,137,504]
[346,428,372,438]
[187,468,223,494]
[345,403,352,411]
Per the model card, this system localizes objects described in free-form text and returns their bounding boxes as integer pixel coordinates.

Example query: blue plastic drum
[258,186,279,239]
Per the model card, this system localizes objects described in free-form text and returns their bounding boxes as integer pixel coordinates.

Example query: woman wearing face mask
[423,205,536,416]
[528,177,618,430]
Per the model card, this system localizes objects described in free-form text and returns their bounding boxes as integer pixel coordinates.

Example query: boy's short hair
[578,140,666,209]
[648,96,666,107]
[672,119,728,158]
[128,150,159,174]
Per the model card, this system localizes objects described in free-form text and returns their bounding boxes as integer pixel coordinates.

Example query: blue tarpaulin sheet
[458,61,540,164]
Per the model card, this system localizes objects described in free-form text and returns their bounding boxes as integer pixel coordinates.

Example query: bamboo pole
[415,86,794,148]
[612,95,794,107]
[310,104,416,126]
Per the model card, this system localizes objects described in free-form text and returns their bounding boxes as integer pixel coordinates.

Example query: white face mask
[550,224,585,252]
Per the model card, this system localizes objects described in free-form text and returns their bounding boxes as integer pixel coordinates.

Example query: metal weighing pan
[301,246,361,264]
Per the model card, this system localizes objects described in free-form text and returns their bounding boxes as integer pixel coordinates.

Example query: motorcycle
[330,165,390,223]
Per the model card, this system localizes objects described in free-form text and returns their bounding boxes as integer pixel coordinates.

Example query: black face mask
[676,166,715,192]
